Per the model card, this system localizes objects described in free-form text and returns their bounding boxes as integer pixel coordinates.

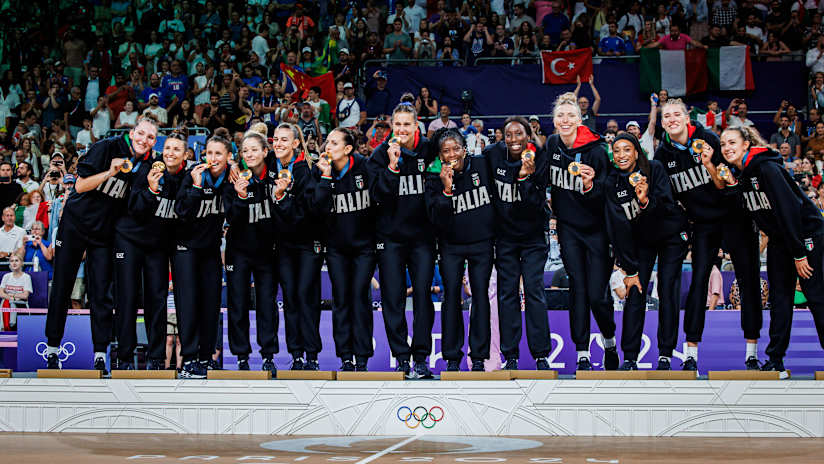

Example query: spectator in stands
[761,31,791,60]
[626,94,657,159]
[105,71,134,122]
[427,104,458,137]
[491,24,515,57]
[779,142,796,170]
[707,251,724,310]
[732,24,762,51]
[15,163,38,193]
[23,220,51,277]
[83,66,101,112]
[529,115,546,148]
[702,24,732,47]
[384,18,413,59]
[806,121,824,162]
[574,75,601,131]
[802,108,821,145]
[726,99,754,128]
[415,87,438,121]
[511,4,536,32]
[142,93,168,126]
[711,0,737,31]
[0,163,22,211]
[464,22,494,65]
[770,115,802,158]
[0,207,24,261]
[39,155,66,203]
[367,116,391,151]
[647,24,706,50]
[365,70,392,118]
[654,4,672,36]
[609,264,627,312]
[599,23,628,56]
[618,3,644,37]
[541,1,570,47]
[11,139,41,181]
[115,100,138,129]
[91,95,113,138]
[0,255,32,327]
[337,82,365,130]
[807,36,824,75]
[139,73,164,111]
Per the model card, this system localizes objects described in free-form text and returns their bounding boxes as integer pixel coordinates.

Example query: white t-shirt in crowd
[609,268,626,312]
[251,35,270,66]
[76,129,92,148]
[117,110,138,128]
[194,75,211,106]
[16,178,39,193]
[640,130,655,159]
[143,106,168,126]
[336,97,364,128]
[727,115,754,128]
[0,225,25,254]
[1,271,33,301]
[92,109,111,139]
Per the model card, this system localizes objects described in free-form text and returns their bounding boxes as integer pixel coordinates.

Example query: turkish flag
[540,49,593,85]
[280,63,337,114]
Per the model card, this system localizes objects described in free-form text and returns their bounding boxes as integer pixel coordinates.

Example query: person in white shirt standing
[0,207,25,263]
[91,95,112,139]
[15,162,39,193]
[252,25,270,67]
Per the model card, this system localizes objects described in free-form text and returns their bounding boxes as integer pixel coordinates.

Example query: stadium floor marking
[357,435,421,464]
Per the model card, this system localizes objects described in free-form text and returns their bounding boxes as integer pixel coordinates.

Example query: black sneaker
[603,346,619,370]
[46,352,61,369]
[395,359,411,376]
[341,360,355,372]
[94,357,108,375]
[303,359,319,371]
[261,358,276,374]
[411,362,433,379]
[291,357,305,371]
[471,360,484,372]
[180,360,207,379]
[682,356,698,371]
[355,361,368,372]
[618,360,638,371]
[147,359,164,370]
[656,357,671,371]
[446,360,460,371]
[745,356,760,370]
[761,359,789,379]
[503,358,518,370]
[576,357,592,371]
[238,358,250,371]
[117,361,135,370]
[200,359,220,370]
[535,357,550,370]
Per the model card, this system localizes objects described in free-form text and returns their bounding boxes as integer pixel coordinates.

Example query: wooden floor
[1,433,822,463]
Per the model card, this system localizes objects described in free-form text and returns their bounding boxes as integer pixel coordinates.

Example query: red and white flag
[540,49,593,85]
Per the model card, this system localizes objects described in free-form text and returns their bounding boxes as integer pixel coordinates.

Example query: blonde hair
[661,97,689,115]
[722,125,768,149]
[241,131,270,153]
[552,92,582,119]
[249,122,268,137]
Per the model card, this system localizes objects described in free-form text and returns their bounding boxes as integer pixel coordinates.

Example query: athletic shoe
[656,357,671,371]
[117,361,135,370]
[535,357,550,370]
[179,360,207,379]
[147,359,164,370]
[303,359,319,371]
[46,353,61,369]
[411,362,433,379]
[238,359,250,371]
[291,357,305,371]
[760,359,789,379]
[341,360,355,372]
[745,356,760,370]
[94,357,108,375]
[576,357,592,371]
[682,356,698,371]
[603,346,619,370]
[355,358,368,372]
[446,360,460,372]
[395,359,411,376]
[201,359,220,370]
[503,358,518,370]
[261,358,276,374]
[618,360,638,371]
[471,360,484,372]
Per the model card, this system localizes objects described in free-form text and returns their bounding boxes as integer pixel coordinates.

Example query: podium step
[576,370,647,380]
[207,370,271,380]
[111,370,177,379]
[708,370,790,380]
[276,370,337,380]
[336,371,404,381]
[440,370,511,380]
[509,370,558,380]
[37,369,102,379]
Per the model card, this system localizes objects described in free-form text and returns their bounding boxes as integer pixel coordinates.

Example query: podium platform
[1,377,823,437]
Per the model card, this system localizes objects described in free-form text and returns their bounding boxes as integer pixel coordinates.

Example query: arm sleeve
[366,144,400,207]
[305,169,333,216]
[604,181,640,276]
[760,163,807,259]
[424,173,453,233]
[76,138,111,178]
[516,148,549,211]
[640,161,674,216]
[222,182,247,224]
[127,167,162,219]
[582,144,608,205]
[173,174,204,219]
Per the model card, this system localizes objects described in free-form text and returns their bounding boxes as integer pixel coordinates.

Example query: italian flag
[708,46,755,91]
[689,108,721,129]
[640,48,708,97]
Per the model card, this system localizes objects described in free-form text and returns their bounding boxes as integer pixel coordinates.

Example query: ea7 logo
[497,168,507,176]
[668,161,677,168]
[617,190,628,198]
[376,242,385,250]
[225,265,234,272]
[55,240,62,247]
[115,253,125,259]
[176,245,188,251]
[553,153,561,160]
[204,188,213,195]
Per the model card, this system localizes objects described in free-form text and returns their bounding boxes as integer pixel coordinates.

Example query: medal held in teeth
[629,172,644,187]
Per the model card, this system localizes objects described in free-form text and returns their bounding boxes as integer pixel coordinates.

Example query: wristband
[192,183,203,190]
[237,192,248,200]
[442,189,453,197]
[795,256,807,262]
[582,183,594,194]
[625,272,638,278]
[148,185,161,195]
[387,164,400,174]
[274,192,286,202]
[517,174,529,182]
[321,174,333,181]
[639,199,649,209]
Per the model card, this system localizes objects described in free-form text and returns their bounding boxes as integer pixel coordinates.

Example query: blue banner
[17,315,94,371]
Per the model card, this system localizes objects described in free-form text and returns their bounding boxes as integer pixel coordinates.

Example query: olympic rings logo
[36,341,76,362]
[397,406,444,429]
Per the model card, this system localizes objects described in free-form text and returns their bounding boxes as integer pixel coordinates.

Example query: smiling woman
[44,115,159,374]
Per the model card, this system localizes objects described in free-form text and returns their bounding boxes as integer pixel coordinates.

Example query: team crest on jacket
[471,172,480,186]
[680,231,688,242]
[313,241,323,254]
[751,178,760,190]
[805,237,814,251]
[418,159,425,172]
[355,174,364,189]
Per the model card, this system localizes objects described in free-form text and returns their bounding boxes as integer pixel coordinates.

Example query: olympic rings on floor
[397,406,445,429]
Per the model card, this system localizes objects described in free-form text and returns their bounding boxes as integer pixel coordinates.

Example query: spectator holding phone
[22,221,52,278]
[726,98,755,128]
[40,154,68,203]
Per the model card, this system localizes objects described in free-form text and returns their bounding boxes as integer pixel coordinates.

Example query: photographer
[40,154,68,203]
[726,98,755,128]
[22,221,53,278]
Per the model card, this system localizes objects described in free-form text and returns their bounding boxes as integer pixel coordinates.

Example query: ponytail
[276,122,312,167]
[722,125,768,149]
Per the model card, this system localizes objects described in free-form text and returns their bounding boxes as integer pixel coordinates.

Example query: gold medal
[389,137,399,145]
[278,169,292,181]
[717,163,731,181]
[691,139,705,154]
[448,159,459,169]
[568,161,582,176]
[522,150,535,162]
[120,159,133,173]
[629,172,644,187]
[239,169,253,181]
[321,151,331,163]
[151,161,166,172]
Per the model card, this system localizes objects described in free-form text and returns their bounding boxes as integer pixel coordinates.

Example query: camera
[49,170,61,179]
